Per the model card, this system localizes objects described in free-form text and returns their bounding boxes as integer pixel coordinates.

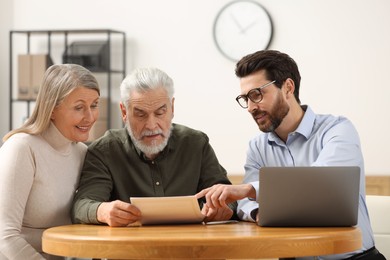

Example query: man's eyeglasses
[235,80,276,108]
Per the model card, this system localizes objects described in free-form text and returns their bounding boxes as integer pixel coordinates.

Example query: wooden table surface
[42,222,361,259]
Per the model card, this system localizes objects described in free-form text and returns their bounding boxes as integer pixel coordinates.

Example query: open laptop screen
[258,166,360,227]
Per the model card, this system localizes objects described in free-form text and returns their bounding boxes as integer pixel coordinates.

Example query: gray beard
[126,122,172,156]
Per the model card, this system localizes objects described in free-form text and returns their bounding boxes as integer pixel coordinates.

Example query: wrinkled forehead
[129,88,171,111]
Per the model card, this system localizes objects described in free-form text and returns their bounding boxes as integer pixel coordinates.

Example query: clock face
[213,0,273,62]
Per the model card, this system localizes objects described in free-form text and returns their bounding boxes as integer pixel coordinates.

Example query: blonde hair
[3,64,100,142]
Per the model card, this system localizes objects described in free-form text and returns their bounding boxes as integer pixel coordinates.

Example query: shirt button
[156,182,160,186]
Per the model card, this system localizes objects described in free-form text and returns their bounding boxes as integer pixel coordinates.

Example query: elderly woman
[0,64,100,259]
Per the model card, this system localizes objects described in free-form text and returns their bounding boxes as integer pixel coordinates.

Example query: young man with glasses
[196,50,385,260]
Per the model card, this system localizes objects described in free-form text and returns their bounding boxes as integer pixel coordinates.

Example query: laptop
[258,166,360,227]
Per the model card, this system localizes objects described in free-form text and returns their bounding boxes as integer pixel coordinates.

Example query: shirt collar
[268,105,315,143]
[294,105,315,139]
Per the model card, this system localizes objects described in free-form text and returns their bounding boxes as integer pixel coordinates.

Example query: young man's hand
[196,184,255,208]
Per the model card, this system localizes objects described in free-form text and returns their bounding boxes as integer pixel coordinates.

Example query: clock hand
[230,13,244,32]
[241,20,258,34]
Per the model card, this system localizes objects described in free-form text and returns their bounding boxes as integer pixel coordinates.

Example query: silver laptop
[258,166,360,227]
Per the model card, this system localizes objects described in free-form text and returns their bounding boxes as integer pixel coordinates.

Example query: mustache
[141,129,164,138]
[252,109,266,118]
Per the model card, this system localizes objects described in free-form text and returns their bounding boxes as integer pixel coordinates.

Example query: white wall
[2,0,389,175]
[0,0,13,142]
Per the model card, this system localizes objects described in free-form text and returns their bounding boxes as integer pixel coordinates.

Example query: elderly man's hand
[97,200,142,227]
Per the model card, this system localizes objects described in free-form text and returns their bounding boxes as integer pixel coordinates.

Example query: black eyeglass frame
[235,80,276,108]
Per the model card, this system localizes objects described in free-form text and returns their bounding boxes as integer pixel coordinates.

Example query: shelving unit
[9,29,126,134]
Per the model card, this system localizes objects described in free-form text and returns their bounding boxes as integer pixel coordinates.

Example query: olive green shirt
[72,123,233,224]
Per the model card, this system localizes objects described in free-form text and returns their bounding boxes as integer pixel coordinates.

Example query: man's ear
[171,97,175,118]
[284,78,295,98]
[119,102,127,122]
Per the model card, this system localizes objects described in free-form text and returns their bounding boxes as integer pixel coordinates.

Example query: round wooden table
[42,222,361,259]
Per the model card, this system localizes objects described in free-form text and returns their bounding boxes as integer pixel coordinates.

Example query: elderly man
[72,67,235,227]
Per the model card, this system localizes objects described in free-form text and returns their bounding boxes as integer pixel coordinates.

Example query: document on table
[130,195,205,225]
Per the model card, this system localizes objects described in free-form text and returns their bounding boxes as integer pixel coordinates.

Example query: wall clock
[213,0,273,62]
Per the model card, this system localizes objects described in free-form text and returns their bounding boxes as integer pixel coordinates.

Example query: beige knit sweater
[0,123,87,259]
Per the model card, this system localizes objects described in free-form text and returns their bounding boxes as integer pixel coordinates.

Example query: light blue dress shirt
[237,105,374,260]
